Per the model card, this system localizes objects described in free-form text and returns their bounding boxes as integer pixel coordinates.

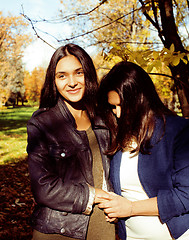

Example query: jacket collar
[93,116,108,130]
[57,97,76,127]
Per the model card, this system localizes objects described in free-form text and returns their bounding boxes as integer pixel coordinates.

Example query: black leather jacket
[27,98,112,239]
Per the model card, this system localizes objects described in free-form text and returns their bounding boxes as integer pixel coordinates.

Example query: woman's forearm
[131,197,159,216]
[98,193,159,218]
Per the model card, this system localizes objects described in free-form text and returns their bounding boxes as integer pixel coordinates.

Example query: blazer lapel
[110,150,122,195]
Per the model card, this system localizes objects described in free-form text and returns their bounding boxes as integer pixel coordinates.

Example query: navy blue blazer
[110,115,189,240]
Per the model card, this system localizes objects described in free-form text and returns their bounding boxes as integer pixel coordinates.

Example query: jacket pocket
[48,144,77,160]
[48,144,84,179]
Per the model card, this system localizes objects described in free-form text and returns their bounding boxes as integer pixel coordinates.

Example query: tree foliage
[0,12,32,107]
[24,67,45,103]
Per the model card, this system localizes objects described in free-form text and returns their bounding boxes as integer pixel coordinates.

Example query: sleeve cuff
[83,185,95,215]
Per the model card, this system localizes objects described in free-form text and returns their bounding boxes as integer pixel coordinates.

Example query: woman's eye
[56,74,66,79]
[59,74,65,78]
[77,70,84,75]
[76,69,84,75]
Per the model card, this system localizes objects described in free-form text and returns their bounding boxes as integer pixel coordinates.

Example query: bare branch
[22,6,141,44]
[21,7,56,49]
[51,7,142,42]
[23,0,108,24]
[58,0,108,22]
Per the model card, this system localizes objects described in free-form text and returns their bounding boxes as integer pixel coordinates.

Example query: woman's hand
[98,193,159,219]
[94,189,117,222]
[94,188,111,204]
[105,215,117,223]
[98,192,132,218]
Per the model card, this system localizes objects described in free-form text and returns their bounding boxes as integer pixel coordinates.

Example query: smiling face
[107,90,121,118]
[55,55,85,103]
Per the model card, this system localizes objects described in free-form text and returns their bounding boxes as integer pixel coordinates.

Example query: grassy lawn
[0,106,38,164]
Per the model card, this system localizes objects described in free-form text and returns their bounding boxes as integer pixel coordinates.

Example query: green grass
[0,106,38,164]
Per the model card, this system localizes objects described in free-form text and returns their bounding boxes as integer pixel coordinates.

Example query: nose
[68,76,78,88]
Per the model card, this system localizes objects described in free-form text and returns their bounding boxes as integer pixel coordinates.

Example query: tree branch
[149,72,189,89]
[149,72,175,80]
[21,7,56,49]
[92,39,161,46]
[138,0,165,44]
[22,0,108,24]
[23,5,142,44]
[58,0,108,22]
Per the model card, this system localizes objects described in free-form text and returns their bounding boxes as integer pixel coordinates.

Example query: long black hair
[98,61,174,154]
[40,43,98,120]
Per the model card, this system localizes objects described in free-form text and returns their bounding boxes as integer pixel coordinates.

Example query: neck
[64,100,91,131]
[64,100,85,118]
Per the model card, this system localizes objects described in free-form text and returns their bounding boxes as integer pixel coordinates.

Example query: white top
[120,150,189,240]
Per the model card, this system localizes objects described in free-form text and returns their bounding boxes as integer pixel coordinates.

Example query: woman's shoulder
[29,107,51,123]
[28,105,60,126]
[153,115,189,141]
[31,107,50,118]
[166,115,189,129]
[164,115,189,138]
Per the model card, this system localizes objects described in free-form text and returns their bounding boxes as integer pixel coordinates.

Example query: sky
[1,0,73,71]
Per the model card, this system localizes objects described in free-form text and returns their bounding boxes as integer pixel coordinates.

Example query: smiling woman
[26,43,115,240]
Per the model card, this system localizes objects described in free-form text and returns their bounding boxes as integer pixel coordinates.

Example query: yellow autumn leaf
[170,44,175,53]
[182,58,188,65]
[147,64,154,73]
[172,56,180,66]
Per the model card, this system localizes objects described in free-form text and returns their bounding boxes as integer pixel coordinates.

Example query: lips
[67,88,81,94]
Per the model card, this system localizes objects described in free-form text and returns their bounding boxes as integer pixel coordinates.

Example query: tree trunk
[169,62,189,117]
[158,0,189,117]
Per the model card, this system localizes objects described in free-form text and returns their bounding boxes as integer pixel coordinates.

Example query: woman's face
[107,91,121,118]
[55,55,85,103]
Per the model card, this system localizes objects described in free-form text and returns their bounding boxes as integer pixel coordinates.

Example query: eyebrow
[55,67,83,76]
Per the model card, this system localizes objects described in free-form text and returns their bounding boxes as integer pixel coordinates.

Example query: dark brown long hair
[40,43,98,120]
[98,61,174,154]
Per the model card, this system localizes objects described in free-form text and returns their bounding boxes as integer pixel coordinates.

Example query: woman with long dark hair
[97,61,189,240]
[27,43,115,240]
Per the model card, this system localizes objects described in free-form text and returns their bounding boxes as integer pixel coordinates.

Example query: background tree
[0,12,32,107]
[24,67,45,103]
